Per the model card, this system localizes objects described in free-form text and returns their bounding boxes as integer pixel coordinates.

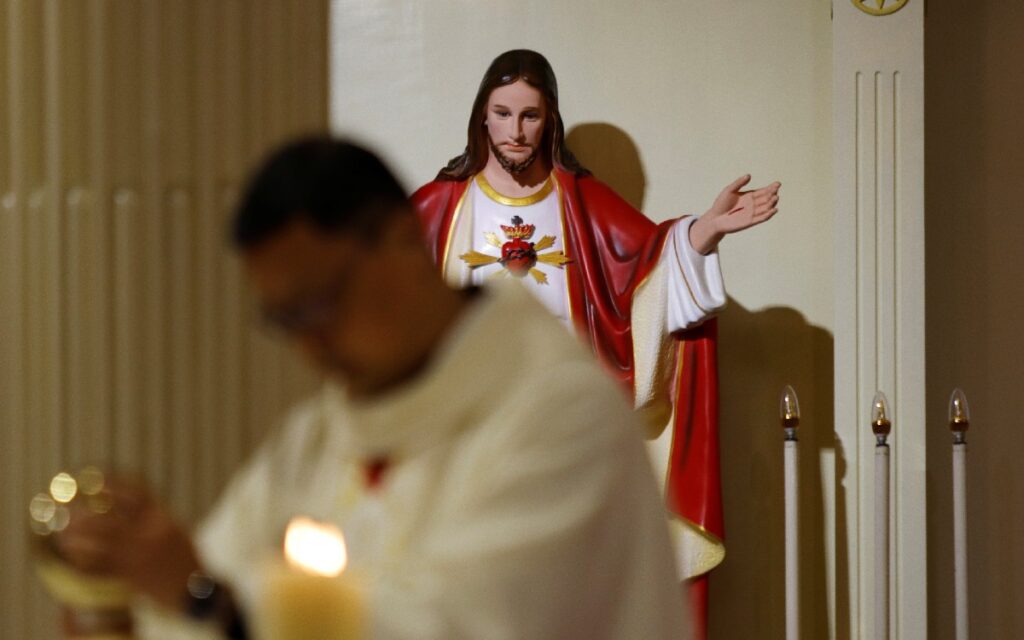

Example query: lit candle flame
[283,517,348,577]
[779,385,801,427]
[871,391,890,424]
[871,391,892,439]
[948,388,970,425]
[948,388,970,441]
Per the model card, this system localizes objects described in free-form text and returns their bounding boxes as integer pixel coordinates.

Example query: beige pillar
[833,1,926,638]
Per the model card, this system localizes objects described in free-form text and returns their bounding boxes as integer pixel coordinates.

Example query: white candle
[257,517,365,640]
[874,443,890,640]
[784,440,799,640]
[949,388,970,640]
[780,385,800,640]
[952,443,968,640]
[871,391,892,640]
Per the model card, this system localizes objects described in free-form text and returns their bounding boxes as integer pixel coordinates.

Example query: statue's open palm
[707,174,780,234]
[688,174,780,254]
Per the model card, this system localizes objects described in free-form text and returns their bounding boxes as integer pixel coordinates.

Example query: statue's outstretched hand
[689,175,780,254]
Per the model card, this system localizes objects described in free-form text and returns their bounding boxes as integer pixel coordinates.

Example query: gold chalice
[29,467,135,638]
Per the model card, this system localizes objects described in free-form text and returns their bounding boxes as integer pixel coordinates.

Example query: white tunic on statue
[455,174,727,333]
[136,282,692,640]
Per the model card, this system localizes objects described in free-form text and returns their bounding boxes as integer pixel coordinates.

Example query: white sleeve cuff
[664,216,726,332]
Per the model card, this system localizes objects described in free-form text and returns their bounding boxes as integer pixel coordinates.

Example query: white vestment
[138,282,692,639]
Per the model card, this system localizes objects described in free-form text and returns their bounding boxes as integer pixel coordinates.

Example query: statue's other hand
[689,176,780,254]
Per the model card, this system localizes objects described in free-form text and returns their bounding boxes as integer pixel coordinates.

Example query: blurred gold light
[30,493,57,523]
[284,516,348,577]
[49,472,78,503]
[48,505,71,532]
[88,491,113,514]
[29,518,51,536]
[78,466,105,496]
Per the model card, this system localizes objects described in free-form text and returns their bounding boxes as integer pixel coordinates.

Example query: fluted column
[833,1,926,638]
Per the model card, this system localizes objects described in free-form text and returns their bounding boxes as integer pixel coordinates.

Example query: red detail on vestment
[362,457,390,490]
[412,171,723,636]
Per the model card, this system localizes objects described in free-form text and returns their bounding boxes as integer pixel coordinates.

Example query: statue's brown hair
[437,49,588,181]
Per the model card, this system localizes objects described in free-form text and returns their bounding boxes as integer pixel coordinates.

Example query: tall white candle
[780,385,800,640]
[871,391,892,640]
[874,444,890,640]
[784,440,799,640]
[952,443,968,640]
[949,388,970,640]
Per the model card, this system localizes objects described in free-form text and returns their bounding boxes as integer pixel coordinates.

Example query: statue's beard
[488,137,540,175]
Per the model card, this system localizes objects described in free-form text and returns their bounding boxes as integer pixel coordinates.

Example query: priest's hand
[53,475,202,611]
[689,174,780,254]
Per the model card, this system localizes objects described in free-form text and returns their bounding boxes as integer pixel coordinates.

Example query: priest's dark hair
[232,136,409,249]
[437,49,588,181]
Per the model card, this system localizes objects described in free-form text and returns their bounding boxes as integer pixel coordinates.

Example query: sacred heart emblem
[499,216,538,277]
[459,216,572,284]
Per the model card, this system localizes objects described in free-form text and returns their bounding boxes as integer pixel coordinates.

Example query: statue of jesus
[412,49,779,636]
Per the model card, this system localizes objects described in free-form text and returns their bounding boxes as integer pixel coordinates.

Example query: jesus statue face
[484,79,548,175]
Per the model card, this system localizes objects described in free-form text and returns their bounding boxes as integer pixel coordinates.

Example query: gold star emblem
[851,0,908,16]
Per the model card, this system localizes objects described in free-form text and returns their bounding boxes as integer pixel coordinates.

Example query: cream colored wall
[330,2,833,637]
[926,2,1024,637]
[0,2,328,638]
[331,1,833,324]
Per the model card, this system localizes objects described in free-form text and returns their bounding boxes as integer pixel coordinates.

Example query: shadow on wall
[565,122,646,210]
[712,298,838,640]
[566,121,842,639]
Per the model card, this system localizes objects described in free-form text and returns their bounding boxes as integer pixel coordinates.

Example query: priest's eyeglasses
[260,270,351,336]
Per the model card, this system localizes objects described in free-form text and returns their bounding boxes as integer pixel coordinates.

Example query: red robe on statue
[413,167,723,637]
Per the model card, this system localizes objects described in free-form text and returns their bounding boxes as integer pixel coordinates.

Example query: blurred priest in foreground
[49,138,692,639]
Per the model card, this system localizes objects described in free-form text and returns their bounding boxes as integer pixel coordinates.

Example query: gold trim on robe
[441,185,472,283]
[475,173,554,207]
